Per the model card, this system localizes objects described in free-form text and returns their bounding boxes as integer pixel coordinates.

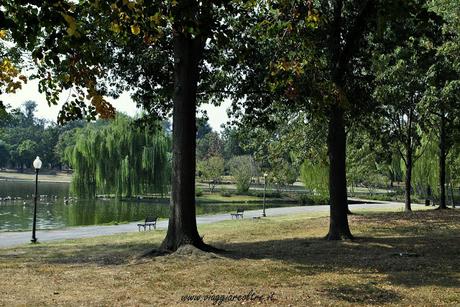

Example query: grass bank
[0,209,458,306]
[0,170,72,183]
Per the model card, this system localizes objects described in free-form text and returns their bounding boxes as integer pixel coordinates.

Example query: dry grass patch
[0,209,459,306]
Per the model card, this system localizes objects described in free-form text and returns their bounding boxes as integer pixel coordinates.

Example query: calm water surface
[0,180,288,231]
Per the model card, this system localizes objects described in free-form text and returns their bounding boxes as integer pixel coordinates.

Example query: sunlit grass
[0,209,459,306]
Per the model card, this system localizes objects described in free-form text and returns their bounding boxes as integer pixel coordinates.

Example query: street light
[31,156,42,243]
[262,173,268,217]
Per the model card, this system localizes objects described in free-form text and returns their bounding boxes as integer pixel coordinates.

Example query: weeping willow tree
[413,133,458,203]
[65,115,171,198]
[413,135,438,198]
[300,148,329,197]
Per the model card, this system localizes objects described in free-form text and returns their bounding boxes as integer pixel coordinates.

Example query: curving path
[0,200,425,248]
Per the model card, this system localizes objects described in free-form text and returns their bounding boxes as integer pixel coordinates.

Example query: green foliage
[66,115,170,198]
[247,190,282,199]
[197,155,225,192]
[449,145,460,187]
[0,101,75,170]
[269,159,298,191]
[229,155,256,193]
[413,135,439,197]
[196,132,223,161]
[297,193,329,206]
[196,117,212,140]
[346,129,397,192]
[219,190,232,197]
[195,187,203,197]
[0,140,10,167]
[17,139,38,167]
[221,126,250,160]
[300,158,329,197]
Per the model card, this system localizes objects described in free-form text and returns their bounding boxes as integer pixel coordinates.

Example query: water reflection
[0,180,289,231]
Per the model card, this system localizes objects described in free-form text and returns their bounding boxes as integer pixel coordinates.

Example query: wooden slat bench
[230,208,244,219]
[137,216,157,231]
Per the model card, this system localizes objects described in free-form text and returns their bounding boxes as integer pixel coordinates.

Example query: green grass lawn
[196,192,267,203]
[0,209,459,306]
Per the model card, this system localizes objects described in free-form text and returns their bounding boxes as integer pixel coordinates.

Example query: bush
[197,156,224,192]
[251,190,282,198]
[195,187,203,197]
[297,193,329,206]
[220,191,232,197]
[229,155,256,193]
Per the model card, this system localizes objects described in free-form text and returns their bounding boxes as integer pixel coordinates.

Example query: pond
[0,180,291,232]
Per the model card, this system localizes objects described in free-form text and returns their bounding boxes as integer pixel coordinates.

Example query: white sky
[0,79,232,132]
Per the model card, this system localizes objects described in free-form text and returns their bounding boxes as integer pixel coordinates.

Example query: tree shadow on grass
[215,234,458,305]
[0,242,158,266]
[319,283,402,305]
[218,211,460,290]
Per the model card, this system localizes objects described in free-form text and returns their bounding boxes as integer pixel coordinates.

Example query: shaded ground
[0,209,458,306]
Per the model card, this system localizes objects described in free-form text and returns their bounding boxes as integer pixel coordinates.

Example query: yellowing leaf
[131,24,141,35]
[149,12,162,25]
[0,30,7,39]
[61,13,78,37]
[111,22,121,33]
[306,13,320,29]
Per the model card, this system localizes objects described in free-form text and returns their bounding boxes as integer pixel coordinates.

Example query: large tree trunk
[326,104,353,240]
[404,145,413,212]
[161,34,208,252]
[404,110,414,212]
[438,112,447,209]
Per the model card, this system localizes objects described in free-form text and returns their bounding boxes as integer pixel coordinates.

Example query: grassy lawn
[196,193,270,203]
[0,209,459,306]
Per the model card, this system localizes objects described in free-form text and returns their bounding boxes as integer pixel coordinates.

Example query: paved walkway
[0,200,420,248]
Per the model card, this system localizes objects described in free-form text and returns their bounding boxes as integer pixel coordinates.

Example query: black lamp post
[262,173,268,217]
[31,156,42,243]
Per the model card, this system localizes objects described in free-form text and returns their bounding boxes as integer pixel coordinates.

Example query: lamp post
[262,173,268,217]
[31,156,42,243]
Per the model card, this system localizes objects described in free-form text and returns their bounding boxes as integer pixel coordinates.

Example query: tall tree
[2,0,249,251]
[422,60,460,209]
[373,47,427,211]
[66,115,170,198]
[373,2,444,211]
[226,0,382,239]
[423,0,460,209]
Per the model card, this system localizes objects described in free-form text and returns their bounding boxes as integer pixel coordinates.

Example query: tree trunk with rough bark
[404,143,413,212]
[326,104,353,240]
[403,109,414,212]
[161,34,210,252]
[438,112,447,209]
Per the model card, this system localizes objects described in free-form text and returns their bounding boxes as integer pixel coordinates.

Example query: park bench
[137,216,157,231]
[231,208,244,219]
